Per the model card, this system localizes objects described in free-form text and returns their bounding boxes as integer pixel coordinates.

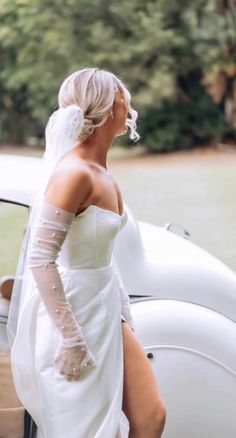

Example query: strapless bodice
[57,204,128,269]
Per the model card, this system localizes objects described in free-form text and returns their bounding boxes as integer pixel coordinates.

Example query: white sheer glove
[28,200,96,379]
[112,257,135,332]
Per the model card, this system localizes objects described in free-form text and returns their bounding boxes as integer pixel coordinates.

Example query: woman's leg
[121,321,167,438]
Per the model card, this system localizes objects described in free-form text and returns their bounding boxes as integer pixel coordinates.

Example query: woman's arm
[28,168,95,380]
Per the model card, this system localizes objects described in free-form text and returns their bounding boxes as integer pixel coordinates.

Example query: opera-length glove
[112,257,135,332]
[28,200,96,378]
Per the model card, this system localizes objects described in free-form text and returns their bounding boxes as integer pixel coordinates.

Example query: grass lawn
[110,145,236,272]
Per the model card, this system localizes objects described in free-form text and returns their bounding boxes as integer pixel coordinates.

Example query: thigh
[121,322,163,425]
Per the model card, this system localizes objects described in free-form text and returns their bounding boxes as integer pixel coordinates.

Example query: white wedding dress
[10,204,130,438]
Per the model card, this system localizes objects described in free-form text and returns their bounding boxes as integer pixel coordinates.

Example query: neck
[75,127,115,169]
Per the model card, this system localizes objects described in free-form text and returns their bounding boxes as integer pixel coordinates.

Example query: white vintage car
[0,153,236,438]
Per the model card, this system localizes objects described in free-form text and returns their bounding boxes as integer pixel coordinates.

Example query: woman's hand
[54,341,96,381]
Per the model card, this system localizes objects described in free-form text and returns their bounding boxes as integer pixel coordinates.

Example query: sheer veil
[6,105,85,348]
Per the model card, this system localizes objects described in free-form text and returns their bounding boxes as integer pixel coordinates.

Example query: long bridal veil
[6,105,85,348]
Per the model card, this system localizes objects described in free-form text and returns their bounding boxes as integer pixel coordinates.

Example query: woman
[8,68,166,438]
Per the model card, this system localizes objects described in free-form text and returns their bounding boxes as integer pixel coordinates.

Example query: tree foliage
[0,0,236,150]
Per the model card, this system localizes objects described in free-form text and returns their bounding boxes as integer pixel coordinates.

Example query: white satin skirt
[10,264,130,438]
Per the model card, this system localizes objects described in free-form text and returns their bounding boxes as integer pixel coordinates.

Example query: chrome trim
[165,222,190,239]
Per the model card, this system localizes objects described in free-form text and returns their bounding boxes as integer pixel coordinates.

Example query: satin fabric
[10,205,130,437]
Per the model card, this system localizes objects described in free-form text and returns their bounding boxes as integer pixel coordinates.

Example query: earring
[110,111,114,119]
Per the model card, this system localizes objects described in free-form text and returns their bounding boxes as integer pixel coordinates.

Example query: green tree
[0,0,236,150]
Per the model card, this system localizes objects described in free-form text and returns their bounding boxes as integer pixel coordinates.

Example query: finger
[66,374,80,381]
[66,375,73,381]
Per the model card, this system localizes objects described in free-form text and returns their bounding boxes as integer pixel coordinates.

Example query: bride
[7,68,166,438]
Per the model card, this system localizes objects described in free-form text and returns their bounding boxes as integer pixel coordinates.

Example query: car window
[0,202,29,276]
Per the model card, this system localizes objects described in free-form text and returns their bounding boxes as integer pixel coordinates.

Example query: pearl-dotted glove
[112,257,135,332]
[28,200,96,380]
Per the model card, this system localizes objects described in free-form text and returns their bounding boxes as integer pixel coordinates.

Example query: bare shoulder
[113,179,121,194]
[113,179,124,209]
[44,157,93,215]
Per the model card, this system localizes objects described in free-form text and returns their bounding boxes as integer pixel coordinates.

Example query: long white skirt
[10,265,130,437]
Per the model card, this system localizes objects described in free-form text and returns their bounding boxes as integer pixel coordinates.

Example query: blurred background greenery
[1,0,236,152]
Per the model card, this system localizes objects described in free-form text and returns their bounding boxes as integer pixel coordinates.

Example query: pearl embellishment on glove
[28,200,97,379]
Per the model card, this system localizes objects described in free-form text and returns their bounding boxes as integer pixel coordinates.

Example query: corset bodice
[57,205,128,269]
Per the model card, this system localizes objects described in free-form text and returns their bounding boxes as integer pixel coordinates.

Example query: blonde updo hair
[58,67,139,142]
